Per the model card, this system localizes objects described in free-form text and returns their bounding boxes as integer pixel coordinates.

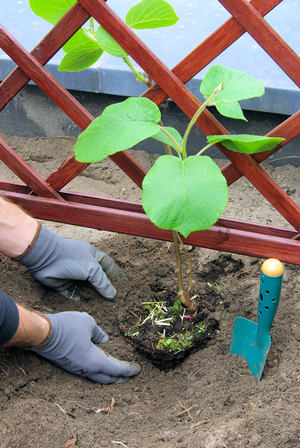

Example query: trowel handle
[257,259,283,345]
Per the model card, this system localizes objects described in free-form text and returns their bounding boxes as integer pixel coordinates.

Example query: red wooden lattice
[0,0,300,263]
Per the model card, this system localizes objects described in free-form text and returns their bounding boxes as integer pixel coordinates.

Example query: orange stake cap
[261,258,284,276]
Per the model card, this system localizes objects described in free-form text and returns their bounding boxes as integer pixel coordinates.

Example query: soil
[0,132,300,448]
[119,285,221,370]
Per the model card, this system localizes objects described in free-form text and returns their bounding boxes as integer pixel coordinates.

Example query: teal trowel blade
[229,259,283,381]
[229,316,271,381]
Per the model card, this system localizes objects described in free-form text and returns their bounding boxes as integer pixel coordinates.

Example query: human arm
[0,292,50,349]
[0,195,38,259]
[0,196,126,300]
[1,295,141,383]
[2,303,50,349]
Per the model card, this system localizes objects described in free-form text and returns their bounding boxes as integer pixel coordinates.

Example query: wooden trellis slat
[219,0,300,87]
[1,180,298,237]
[0,0,300,264]
[2,189,300,264]
[0,137,63,199]
[47,150,147,191]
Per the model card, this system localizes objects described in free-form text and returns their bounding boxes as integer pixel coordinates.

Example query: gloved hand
[33,311,141,384]
[19,224,127,300]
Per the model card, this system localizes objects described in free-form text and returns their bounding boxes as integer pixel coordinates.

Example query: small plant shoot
[73,64,284,309]
[29,0,179,74]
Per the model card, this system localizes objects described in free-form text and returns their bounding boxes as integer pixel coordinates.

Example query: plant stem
[196,142,213,156]
[123,55,145,83]
[82,26,98,44]
[158,120,172,155]
[145,77,179,156]
[159,127,183,157]
[173,230,184,290]
[182,82,224,157]
[172,231,198,311]
[176,233,195,291]
[147,79,196,310]
[145,74,153,88]
[159,120,192,305]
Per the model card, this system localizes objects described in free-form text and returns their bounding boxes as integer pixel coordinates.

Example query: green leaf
[142,155,228,238]
[152,127,183,151]
[214,99,247,121]
[29,0,76,25]
[126,0,179,29]
[62,29,89,53]
[59,41,103,72]
[96,26,128,58]
[30,0,98,58]
[207,134,285,154]
[74,98,161,162]
[63,26,98,53]
[200,64,265,120]
[201,64,265,101]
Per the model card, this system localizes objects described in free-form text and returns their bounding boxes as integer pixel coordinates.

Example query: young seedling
[29,1,284,310]
[72,64,284,310]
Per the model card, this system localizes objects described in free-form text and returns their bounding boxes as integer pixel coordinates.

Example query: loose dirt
[0,133,300,447]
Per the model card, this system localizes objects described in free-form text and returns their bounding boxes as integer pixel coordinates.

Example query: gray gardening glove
[33,311,141,384]
[19,224,127,300]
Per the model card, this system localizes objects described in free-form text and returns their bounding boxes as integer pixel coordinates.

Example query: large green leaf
[207,134,285,154]
[96,26,128,58]
[74,98,161,162]
[126,0,179,29]
[29,0,76,25]
[142,155,228,238]
[59,41,103,71]
[200,64,265,120]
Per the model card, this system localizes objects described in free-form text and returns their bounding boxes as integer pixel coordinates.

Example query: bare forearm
[3,304,51,349]
[0,196,38,258]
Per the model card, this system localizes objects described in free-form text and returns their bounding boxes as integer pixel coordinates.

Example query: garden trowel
[229,258,284,381]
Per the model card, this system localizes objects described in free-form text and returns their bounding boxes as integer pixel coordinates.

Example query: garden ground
[0,133,299,447]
